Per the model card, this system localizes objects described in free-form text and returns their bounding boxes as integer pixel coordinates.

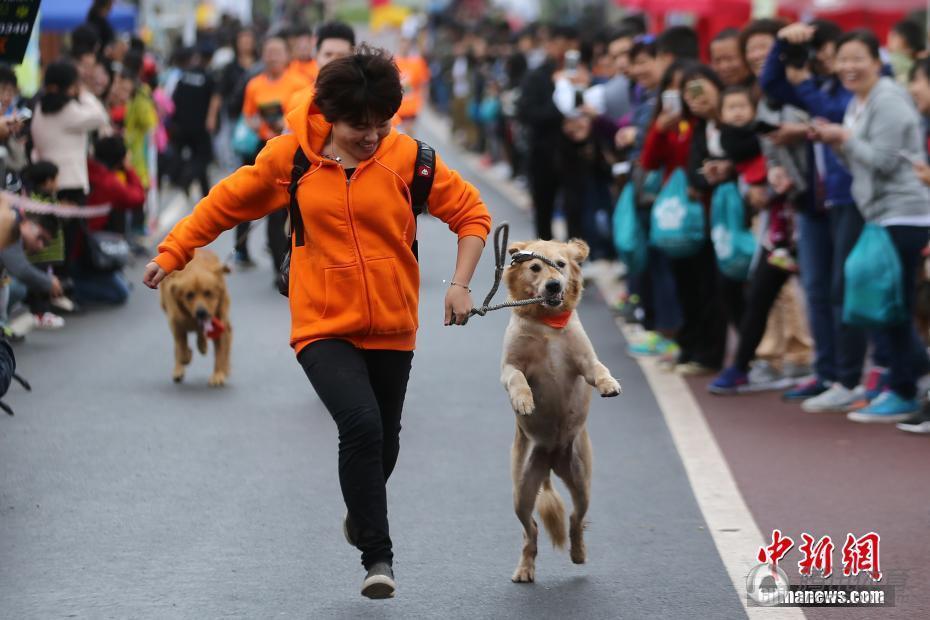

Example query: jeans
[69,265,130,305]
[796,210,836,382]
[298,339,414,569]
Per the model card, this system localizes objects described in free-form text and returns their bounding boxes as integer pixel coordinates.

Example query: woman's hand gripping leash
[445,223,552,326]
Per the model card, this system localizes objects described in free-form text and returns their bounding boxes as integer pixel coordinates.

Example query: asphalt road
[0,120,746,619]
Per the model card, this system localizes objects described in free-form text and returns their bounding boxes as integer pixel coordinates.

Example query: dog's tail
[536,475,567,549]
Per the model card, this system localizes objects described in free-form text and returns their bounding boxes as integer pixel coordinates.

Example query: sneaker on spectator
[801,384,864,413]
[33,312,65,330]
[767,248,799,272]
[780,361,813,380]
[896,414,930,434]
[709,367,749,395]
[628,332,678,358]
[50,295,77,314]
[783,377,830,401]
[676,361,718,376]
[8,312,34,338]
[863,366,889,401]
[744,361,796,392]
[847,391,919,423]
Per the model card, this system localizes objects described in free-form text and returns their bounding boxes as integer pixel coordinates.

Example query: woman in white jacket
[30,61,110,204]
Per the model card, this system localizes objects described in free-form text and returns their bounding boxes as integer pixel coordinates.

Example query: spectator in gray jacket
[812,30,930,422]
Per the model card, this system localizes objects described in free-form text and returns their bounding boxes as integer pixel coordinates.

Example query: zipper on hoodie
[341,164,378,339]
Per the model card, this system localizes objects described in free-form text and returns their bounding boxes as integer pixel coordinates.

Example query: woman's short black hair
[40,61,79,114]
[314,44,403,125]
[837,29,881,61]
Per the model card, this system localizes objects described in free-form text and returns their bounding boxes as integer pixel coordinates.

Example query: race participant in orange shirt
[394,37,431,134]
[240,36,310,275]
[287,21,356,112]
[286,26,318,85]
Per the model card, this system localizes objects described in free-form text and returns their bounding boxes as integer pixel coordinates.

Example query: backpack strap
[288,147,311,247]
[410,140,435,216]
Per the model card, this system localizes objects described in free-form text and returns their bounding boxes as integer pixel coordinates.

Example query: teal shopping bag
[612,182,648,275]
[710,182,757,280]
[232,116,261,158]
[843,223,908,326]
[649,168,706,258]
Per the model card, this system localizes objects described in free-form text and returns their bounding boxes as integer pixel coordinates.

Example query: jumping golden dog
[159,249,232,386]
[500,238,621,583]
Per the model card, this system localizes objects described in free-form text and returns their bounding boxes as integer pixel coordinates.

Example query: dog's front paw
[510,388,535,416]
[208,371,227,387]
[172,366,185,383]
[511,564,535,583]
[597,376,622,397]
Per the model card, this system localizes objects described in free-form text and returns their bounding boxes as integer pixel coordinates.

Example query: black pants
[170,130,213,197]
[671,241,727,369]
[298,339,414,569]
[882,226,930,399]
[527,146,560,240]
[734,256,791,372]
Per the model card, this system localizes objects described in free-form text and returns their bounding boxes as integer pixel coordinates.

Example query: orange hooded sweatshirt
[155,98,492,354]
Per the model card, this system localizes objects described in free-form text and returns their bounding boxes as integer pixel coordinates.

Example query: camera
[780,42,813,69]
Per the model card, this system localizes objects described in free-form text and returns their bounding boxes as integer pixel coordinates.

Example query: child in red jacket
[87,135,145,234]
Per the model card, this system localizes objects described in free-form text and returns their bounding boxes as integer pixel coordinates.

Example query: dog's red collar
[539,310,573,329]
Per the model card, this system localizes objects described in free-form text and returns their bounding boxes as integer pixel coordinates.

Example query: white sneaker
[33,312,65,330]
[801,383,864,413]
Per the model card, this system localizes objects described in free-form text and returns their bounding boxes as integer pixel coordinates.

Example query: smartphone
[564,49,581,76]
[685,80,704,98]
[661,90,681,116]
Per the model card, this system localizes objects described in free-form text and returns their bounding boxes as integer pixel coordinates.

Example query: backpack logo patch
[417,165,432,177]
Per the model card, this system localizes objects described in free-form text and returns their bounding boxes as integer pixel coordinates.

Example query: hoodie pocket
[321,264,365,324]
[365,257,416,335]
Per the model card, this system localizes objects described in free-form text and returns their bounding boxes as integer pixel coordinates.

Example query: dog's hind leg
[554,428,592,564]
[511,429,549,583]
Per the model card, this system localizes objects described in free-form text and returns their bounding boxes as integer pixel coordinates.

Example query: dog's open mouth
[544,293,564,307]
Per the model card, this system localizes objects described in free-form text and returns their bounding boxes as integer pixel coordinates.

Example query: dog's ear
[568,238,590,264]
[507,241,528,256]
[216,263,231,275]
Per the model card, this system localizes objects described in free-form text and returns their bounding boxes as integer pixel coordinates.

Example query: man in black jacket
[517,25,578,240]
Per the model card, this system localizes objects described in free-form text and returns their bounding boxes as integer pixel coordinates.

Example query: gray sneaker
[744,362,795,393]
[361,562,396,599]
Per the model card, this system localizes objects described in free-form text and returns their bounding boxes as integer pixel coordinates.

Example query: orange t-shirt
[395,55,430,119]
[287,59,318,85]
[242,72,310,141]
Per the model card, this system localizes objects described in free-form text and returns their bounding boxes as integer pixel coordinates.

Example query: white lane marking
[596,273,804,620]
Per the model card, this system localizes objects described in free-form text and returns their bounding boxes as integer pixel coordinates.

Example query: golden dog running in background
[159,249,232,386]
[500,238,621,583]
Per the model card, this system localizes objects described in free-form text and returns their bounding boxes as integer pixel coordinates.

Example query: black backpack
[277,140,436,297]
